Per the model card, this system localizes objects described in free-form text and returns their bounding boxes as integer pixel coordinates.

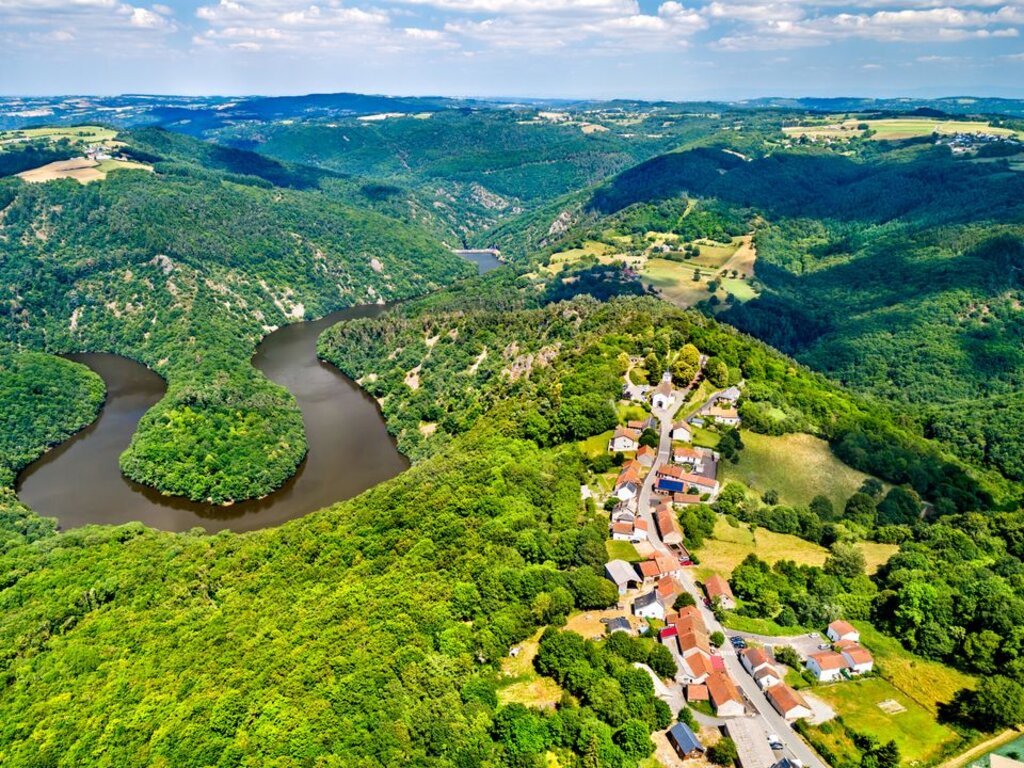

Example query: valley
[0,93,1023,768]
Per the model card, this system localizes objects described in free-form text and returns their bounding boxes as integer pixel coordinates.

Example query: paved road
[638,396,829,768]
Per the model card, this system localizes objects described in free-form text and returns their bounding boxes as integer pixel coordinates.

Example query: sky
[2,0,1024,99]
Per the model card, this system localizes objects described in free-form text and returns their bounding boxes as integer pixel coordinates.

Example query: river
[16,251,503,532]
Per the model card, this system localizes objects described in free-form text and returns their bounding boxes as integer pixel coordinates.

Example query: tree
[707,737,739,767]
[647,643,677,678]
[774,645,801,668]
[844,492,877,527]
[762,489,780,505]
[639,428,659,449]
[860,477,884,500]
[673,593,696,610]
[824,543,866,580]
[878,486,922,526]
[672,343,701,386]
[615,719,655,761]
[948,675,1024,730]
[706,357,729,388]
[809,494,836,521]
[677,706,698,730]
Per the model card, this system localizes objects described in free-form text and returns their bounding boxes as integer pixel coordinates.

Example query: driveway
[729,630,826,661]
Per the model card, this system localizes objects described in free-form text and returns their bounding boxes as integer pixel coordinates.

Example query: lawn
[721,431,879,511]
[721,612,809,636]
[497,629,563,709]
[853,621,975,714]
[578,430,614,458]
[813,677,963,766]
[695,518,897,580]
[606,539,643,563]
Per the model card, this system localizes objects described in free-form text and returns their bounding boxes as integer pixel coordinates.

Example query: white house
[609,427,640,453]
[740,647,773,676]
[806,651,848,682]
[633,591,666,621]
[754,666,783,690]
[827,620,860,644]
[766,684,813,721]
[840,644,875,675]
[671,422,692,442]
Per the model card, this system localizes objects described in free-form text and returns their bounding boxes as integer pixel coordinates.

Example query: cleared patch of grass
[813,677,963,765]
[606,539,643,563]
[721,431,878,511]
[695,518,896,579]
[721,612,808,636]
[853,622,974,714]
[578,430,614,458]
[544,240,619,273]
[497,629,563,709]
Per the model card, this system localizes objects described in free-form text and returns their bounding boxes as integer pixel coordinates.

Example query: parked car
[817,643,831,650]
[808,632,820,639]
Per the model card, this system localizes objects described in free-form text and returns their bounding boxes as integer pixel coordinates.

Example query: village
[586,360,876,768]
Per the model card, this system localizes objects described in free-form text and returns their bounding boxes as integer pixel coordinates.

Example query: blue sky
[2,0,1024,98]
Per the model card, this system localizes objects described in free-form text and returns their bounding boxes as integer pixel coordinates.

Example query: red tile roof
[705,574,734,600]
[706,671,743,708]
[809,651,849,671]
[766,684,810,714]
[829,620,858,637]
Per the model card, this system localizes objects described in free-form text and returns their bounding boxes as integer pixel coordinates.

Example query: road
[638,392,830,768]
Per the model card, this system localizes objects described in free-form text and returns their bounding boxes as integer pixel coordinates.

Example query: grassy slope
[695,518,898,582]
[720,432,878,510]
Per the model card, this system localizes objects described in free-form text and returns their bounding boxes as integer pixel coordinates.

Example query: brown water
[16,304,408,533]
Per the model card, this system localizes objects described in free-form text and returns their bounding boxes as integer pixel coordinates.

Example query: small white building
[827,620,860,644]
[609,427,640,453]
[651,373,674,410]
[806,651,848,682]
[633,591,666,621]
[671,422,692,442]
[840,644,875,675]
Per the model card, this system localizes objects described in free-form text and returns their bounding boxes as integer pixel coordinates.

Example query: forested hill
[514,138,1024,485]
[0,131,473,503]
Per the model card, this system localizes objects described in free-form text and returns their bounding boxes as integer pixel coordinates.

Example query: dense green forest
[0,349,104,487]
[0,132,472,502]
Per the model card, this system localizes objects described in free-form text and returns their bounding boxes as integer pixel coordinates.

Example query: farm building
[604,560,641,594]
[667,723,705,760]
[827,620,860,643]
[766,684,813,721]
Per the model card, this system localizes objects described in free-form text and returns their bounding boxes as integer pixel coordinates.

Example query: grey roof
[720,386,742,401]
[668,723,704,754]
[633,590,659,609]
[605,559,639,586]
[607,617,631,633]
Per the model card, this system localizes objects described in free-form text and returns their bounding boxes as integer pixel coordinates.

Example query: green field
[853,621,975,714]
[720,612,809,636]
[544,240,620,273]
[813,677,963,766]
[783,118,1021,142]
[578,429,614,458]
[721,431,879,510]
[695,518,898,581]
[606,540,643,562]
[0,125,117,145]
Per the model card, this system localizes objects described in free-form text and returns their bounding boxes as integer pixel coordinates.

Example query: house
[706,671,745,717]
[636,445,656,467]
[609,427,640,453]
[667,723,705,760]
[651,373,674,410]
[827,620,860,644]
[609,521,634,541]
[628,416,656,431]
[677,649,714,684]
[671,421,693,442]
[840,644,874,675]
[686,684,709,702]
[655,504,684,547]
[605,560,641,594]
[718,386,742,403]
[657,464,686,480]
[754,666,783,689]
[607,617,632,635]
[766,684,813,721]
[673,446,706,471]
[613,464,643,501]
[610,506,635,524]
[678,472,720,497]
[704,405,741,426]
[638,554,684,584]
[806,651,848,682]
[633,590,666,621]
[704,574,736,610]
[672,493,704,506]
[740,647,773,675]
[656,575,683,606]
